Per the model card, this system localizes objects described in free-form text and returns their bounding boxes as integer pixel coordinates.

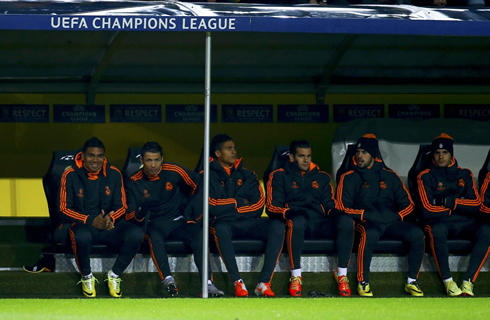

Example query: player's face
[355,149,374,169]
[82,147,105,173]
[433,149,452,168]
[141,151,163,176]
[290,147,312,172]
[215,140,237,168]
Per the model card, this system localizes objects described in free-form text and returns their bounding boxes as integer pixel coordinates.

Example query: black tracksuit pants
[286,213,355,270]
[355,220,424,283]
[69,220,144,276]
[424,215,490,282]
[211,217,285,284]
[147,218,210,281]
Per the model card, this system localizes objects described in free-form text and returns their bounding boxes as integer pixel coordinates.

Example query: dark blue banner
[53,105,105,123]
[0,104,49,123]
[110,104,161,123]
[2,14,490,37]
[388,104,440,120]
[166,104,217,123]
[222,105,273,123]
[0,16,248,32]
[444,104,490,121]
[333,104,384,123]
[277,105,328,123]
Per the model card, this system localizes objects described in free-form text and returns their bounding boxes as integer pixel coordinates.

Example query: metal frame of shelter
[2,0,490,298]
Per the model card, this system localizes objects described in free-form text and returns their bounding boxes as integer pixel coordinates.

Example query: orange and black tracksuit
[57,152,144,276]
[266,160,354,271]
[125,162,211,281]
[481,172,490,219]
[417,158,489,282]
[337,160,424,284]
[208,157,285,283]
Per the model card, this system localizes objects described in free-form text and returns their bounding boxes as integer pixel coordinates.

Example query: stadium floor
[2,271,490,299]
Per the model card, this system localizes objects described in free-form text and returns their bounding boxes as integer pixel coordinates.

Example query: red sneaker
[334,270,351,297]
[289,276,302,297]
[234,280,249,297]
[254,282,275,297]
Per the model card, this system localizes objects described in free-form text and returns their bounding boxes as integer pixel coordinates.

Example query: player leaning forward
[266,140,355,297]
[337,134,425,297]
[57,137,145,297]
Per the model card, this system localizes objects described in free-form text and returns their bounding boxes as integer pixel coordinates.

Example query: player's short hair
[141,141,163,158]
[210,134,233,158]
[82,137,105,153]
[289,140,311,156]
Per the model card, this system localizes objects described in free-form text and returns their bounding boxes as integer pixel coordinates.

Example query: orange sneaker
[289,276,302,297]
[254,282,275,297]
[234,280,249,297]
[334,270,351,297]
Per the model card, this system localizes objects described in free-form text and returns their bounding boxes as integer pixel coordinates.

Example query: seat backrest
[121,147,143,178]
[478,149,490,189]
[263,145,290,189]
[194,147,204,173]
[335,144,358,186]
[407,145,432,201]
[42,149,81,228]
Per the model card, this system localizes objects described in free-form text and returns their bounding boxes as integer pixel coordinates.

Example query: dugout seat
[121,147,142,178]
[407,144,432,202]
[262,145,289,192]
[42,149,81,229]
[478,148,490,189]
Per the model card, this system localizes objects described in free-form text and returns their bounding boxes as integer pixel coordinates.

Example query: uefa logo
[408,105,420,111]
[73,105,85,112]
[297,105,309,112]
[185,105,197,112]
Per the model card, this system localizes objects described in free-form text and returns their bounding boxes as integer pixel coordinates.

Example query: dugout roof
[1,1,490,103]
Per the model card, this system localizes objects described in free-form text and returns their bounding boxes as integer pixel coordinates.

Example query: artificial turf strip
[1,298,489,320]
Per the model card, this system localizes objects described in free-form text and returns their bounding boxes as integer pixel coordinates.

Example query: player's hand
[92,212,108,230]
[102,210,115,230]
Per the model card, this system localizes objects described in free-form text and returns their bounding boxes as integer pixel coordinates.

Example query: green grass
[1,298,489,320]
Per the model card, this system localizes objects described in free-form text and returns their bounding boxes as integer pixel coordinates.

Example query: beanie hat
[431,133,454,156]
[356,134,379,158]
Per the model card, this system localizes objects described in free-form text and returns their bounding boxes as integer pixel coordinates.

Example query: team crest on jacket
[221,181,225,187]
[237,179,243,186]
[458,179,465,187]
[312,181,319,189]
[437,182,445,191]
[143,189,151,198]
[380,181,386,189]
[362,182,369,188]
[105,186,111,196]
[292,182,299,189]
[166,182,173,191]
[77,189,84,198]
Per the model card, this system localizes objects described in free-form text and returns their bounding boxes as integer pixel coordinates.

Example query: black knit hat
[431,133,454,156]
[356,134,379,158]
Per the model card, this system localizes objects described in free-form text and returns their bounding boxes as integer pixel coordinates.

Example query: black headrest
[122,147,142,178]
[42,149,81,227]
[407,144,432,198]
[263,145,290,188]
[478,149,490,189]
[194,148,204,173]
[335,144,357,185]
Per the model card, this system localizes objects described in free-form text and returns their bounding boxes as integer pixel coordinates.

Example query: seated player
[417,133,489,296]
[57,137,145,298]
[266,140,355,297]
[125,141,224,297]
[337,134,425,297]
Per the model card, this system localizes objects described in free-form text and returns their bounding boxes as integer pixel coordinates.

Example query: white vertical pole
[201,31,212,299]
